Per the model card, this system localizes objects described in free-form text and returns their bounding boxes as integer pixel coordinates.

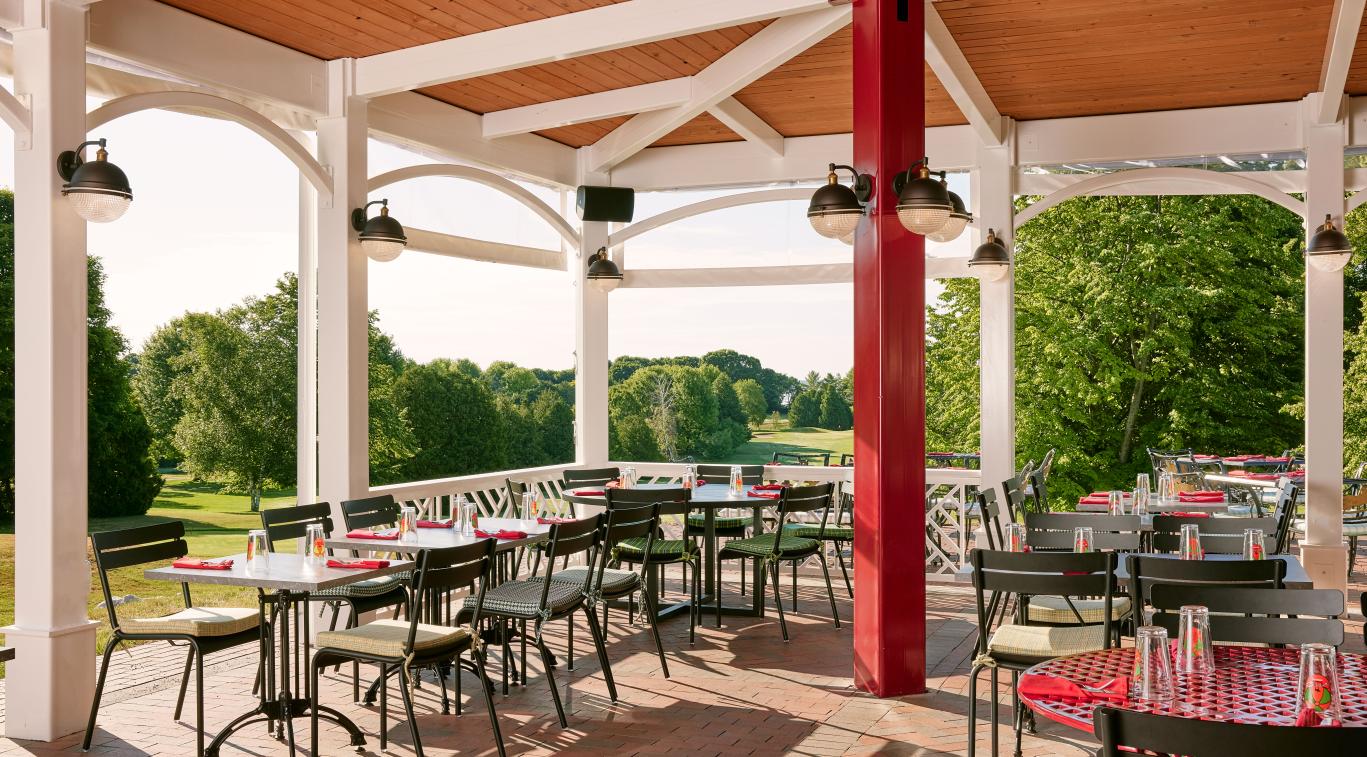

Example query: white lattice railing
[925,468,982,576]
[370,463,579,521]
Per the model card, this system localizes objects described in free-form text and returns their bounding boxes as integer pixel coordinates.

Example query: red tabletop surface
[1018,646,1367,734]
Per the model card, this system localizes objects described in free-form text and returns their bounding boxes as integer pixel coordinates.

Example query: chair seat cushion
[1293,519,1367,536]
[462,579,583,619]
[616,537,695,560]
[1025,595,1131,625]
[719,534,821,559]
[125,607,259,638]
[316,573,407,599]
[686,514,750,531]
[782,522,853,540]
[316,618,468,658]
[986,623,1107,662]
[537,566,639,595]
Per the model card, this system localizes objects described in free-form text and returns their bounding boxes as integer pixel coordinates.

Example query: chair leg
[83,640,119,751]
[1012,670,1024,757]
[584,605,618,701]
[195,647,205,757]
[836,542,853,598]
[768,560,789,642]
[398,667,424,756]
[173,645,195,720]
[454,650,463,716]
[564,615,572,671]
[967,664,982,757]
[436,663,451,715]
[819,557,841,629]
[642,589,670,678]
[535,622,569,728]
[379,663,389,751]
[989,665,1000,757]
[311,656,321,756]
[715,559,724,628]
[792,561,798,611]
[476,649,508,757]
[690,560,700,645]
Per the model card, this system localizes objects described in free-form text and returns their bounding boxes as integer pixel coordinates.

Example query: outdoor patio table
[1074,500,1233,514]
[1016,646,1367,734]
[144,551,413,756]
[324,516,549,556]
[563,482,767,618]
[953,552,1312,588]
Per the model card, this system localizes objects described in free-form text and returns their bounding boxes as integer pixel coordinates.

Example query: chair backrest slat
[1148,584,1344,647]
[261,502,334,549]
[977,488,1004,551]
[90,522,192,630]
[605,486,691,517]
[340,494,399,531]
[408,540,496,652]
[970,548,1117,656]
[563,467,621,488]
[696,464,763,485]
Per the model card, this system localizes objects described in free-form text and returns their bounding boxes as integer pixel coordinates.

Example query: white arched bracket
[368,164,580,249]
[86,91,333,203]
[1015,167,1306,229]
[0,85,31,150]
[607,187,813,247]
[1348,187,1367,215]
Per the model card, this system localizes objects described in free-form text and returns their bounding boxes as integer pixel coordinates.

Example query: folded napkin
[752,483,785,491]
[1078,497,1109,505]
[475,529,529,540]
[1260,457,1290,464]
[417,519,453,529]
[1193,454,1221,461]
[345,528,400,540]
[569,488,605,497]
[327,558,390,569]
[172,558,234,570]
[1178,492,1225,502]
[696,479,708,486]
[1246,473,1281,481]
[536,516,575,525]
[606,480,622,489]
[1089,491,1133,498]
[1169,511,1212,518]
[747,489,781,499]
[1223,455,1262,462]
[1018,674,1128,703]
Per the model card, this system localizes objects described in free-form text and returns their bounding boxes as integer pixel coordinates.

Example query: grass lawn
[728,423,853,465]
[0,475,298,661]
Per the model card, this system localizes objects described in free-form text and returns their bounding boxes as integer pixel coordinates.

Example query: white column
[294,132,318,507]
[317,60,370,523]
[1301,93,1348,591]
[574,156,610,465]
[3,0,98,740]
[972,120,1016,494]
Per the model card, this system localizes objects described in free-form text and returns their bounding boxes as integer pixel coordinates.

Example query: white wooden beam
[587,5,849,172]
[353,0,835,98]
[924,0,1003,145]
[622,263,851,288]
[1017,169,1311,197]
[405,228,565,270]
[1315,0,1367,125]
[483,78,692,139]
[707,96,783,156]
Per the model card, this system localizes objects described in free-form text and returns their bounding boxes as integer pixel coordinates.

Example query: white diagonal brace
[708,96,783,156]
[405,228,565,270]
[924,0,1003,145]
[587,5,849,172]
[353,0,835,98]
[483,78,693,139]
[1315,0,1367,124]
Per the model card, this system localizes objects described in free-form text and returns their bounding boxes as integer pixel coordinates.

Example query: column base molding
[3,619,98,741]
[1299,542,1349,595]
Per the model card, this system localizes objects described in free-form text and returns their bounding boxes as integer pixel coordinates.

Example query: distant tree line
[787,370,853,431]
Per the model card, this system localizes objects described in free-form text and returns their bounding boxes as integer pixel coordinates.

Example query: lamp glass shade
[895,168,953,235]
[590,276,621,293]
[587,253,623,292]
[362,238,405,262]
[358,210,407,262]
[838,230,855,246]
[809,210,862,239]
[1307,221,1352,272]
[807,181,863,239]
[65,192,131,223]
[968,231,1012,281]
[897,206,951,235]
[926,214,969,243]
[62,156,133,223]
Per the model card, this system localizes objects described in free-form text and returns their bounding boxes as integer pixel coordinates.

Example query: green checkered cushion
[719,533,821,559]
[1293,519,1367,536]
[782,523,853,540]
[686,514,750,531]
[534,566,639,595]
[615,537,696,560]
[461,579,582,619]
[315,573,408,599]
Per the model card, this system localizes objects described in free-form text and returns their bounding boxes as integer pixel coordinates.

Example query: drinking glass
[1073,526,1094,553]
[521,490,537,520]
[399,506,417,541]
[1131,626,1175,701]
[1136,472,1152,499]
[1298,642,1343,726]
[461,499,477,536]
[247,529,269,566]
[1180,524,1204,560]
[1158,473,1175,504]
[1133,486,1149,518]
[621,466,637,489]
[1242,528,1266,560]
[1003,522,1026,553]
[1176,605,1215,675]
[730,465,744,495]
[305,523,326,566]
[1108,490,1125,516]
[683,464,697,490]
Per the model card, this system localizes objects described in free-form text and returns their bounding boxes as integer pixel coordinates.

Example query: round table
[1018,646,1367,734]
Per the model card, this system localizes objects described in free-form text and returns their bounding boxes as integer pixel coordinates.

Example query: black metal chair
[1151,514,1278,555]
[967,549,1118,757]
[1148,583,1344,647]
[1126,554,1285,629]
[1146,447,1195,479]
[786,489,854,597]
[311,540,505,757]
[608,486,700,645]
[716,482,842,641]
[1027,467,1049,513]
[84,522,265,756]
[340,493,402,534]
[1000,476,1036,520]
[1023,513,1143,552]
[562,466,621,489]
[692,464,763,593]
[1095,706,1367,756]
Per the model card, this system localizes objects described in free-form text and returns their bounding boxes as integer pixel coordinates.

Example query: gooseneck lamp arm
[351,199,389,231]
[57,139,109,181]
[827,163,873,203]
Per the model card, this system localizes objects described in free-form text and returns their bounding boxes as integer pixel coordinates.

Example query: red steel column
[852,0,927,697]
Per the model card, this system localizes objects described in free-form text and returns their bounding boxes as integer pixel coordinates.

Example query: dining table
[1016,646,1367,734]
[145,551,414,757]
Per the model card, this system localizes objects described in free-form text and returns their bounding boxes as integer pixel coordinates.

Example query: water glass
[621,466,637,489]
[521,490,537,520]
[1158,472,1175,503]
[305,523,326,566]
[1003,522,1026,553]
[247,529,269,566]
[1242,528,1265,560]
[1298,642,1343,725]
[1180,524,1204,560]
[730,465,744,495]
[1136,472,1152,498]
[1131,626,1175,701]
[399,506,417,541]
[1073,526,1094,553]
[1176,605,1215,675]
[1133,486,1149,518]
[1108,490,1125,516]
[682,464,697,490]
[460,499,478,536]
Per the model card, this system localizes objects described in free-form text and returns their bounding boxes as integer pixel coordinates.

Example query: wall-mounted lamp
[926,176,972,243]
[352,199,407,262]
[807,163,871,239]
[893,158,953,235]
[1306,214,1352,272]
[586,247,623,292]
[968,228,1011,282]
[57,138,132,223]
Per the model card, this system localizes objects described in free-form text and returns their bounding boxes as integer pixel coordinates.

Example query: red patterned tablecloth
[1018,646,1367,734]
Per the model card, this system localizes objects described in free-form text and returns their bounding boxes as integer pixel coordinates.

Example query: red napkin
[605,480,622,489]
[536,516,575,524]
[345,529,399,540]
[1261,457,1290,464]
[696,479,708,486]
[1246,473,1281,481]
[1223,455,1261,462]
[1169,511,1212,518]
[747,489,781,499]
[1193,454,1220,461]
[1089,491,1133,498]
[417,520,452,529]
[327,559,390,569]
[1296,707,1343,727]
[1078,497,1109,505]
[1018,674,1128,703]
[1178,492,1225,502]
[172,558,234,570]
[569,488,605,496]
[475,529,529,540]
[752,483,785,491]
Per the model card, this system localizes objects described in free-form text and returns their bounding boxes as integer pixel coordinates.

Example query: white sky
[0,94,968,379]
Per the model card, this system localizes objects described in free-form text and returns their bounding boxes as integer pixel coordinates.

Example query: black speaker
[576,185,634,223]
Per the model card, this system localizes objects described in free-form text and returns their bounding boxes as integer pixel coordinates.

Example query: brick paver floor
[1,568,1363,755]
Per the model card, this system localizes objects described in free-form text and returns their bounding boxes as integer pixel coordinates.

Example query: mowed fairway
[727,425,853,465]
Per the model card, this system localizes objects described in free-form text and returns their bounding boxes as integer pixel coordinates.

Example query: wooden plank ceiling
[157,0,1348,150]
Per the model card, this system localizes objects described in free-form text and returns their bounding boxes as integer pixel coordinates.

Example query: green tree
[734,378,768,426]
[392,360,507,479]
[497,396,544,469]
[132,317,192,462]
[485,361,543,403]
[789,389,820,428]
[817,384,853,430]
[531,389,575,463]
